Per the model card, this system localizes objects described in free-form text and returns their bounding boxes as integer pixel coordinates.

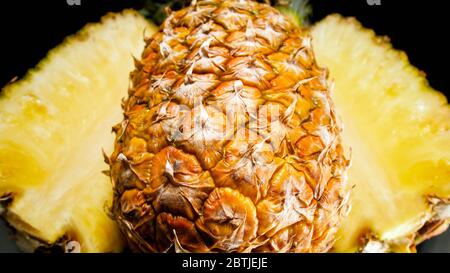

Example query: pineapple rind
[311,15,450,252]
[0,10,156,252]
[111,1,349,253]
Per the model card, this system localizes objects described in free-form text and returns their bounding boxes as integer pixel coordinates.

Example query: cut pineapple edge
[0,10,156,252]
[0,9,448,253]
[311,15,450,252]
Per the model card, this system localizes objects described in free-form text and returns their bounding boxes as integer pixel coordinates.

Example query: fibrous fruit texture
[110,0,350,253]
[312,15,450,252]
[0,11,154,252]
[2,3,446,254]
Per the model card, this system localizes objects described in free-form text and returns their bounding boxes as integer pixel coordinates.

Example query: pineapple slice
[311,15,450,252]
[0,10,155,252]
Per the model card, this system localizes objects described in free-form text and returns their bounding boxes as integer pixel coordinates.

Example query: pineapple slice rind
[0,10,156,252]
[311,15,450,252]
[1,11,448,253]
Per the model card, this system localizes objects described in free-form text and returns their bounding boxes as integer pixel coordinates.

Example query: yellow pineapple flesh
[0,10,156,252]
[311,15,450,252]
[0,6,448,253]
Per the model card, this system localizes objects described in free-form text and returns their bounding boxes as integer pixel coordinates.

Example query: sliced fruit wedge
[1,10,448,253]
[0,10,155,252]
[311,15,450,252]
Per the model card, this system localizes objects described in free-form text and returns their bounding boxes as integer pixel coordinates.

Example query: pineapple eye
[0,0,446,254]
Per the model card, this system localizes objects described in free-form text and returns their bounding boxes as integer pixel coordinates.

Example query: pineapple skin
[312,15,450,252]
[0,11,155,252]
[111,0,349,253]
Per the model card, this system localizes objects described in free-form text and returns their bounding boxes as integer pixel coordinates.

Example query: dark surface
[0,219,20,252]
[0,0,449,252]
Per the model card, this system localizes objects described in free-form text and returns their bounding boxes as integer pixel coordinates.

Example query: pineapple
[110,0,350,253]
[311,15,450,252]
[1,2,448,254]
[0,10,155,252]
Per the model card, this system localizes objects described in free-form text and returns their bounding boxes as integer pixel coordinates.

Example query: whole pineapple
[110,0,349,252]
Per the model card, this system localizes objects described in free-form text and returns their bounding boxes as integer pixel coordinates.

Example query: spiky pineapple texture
[139,0,311,26]
[110,0,349,253]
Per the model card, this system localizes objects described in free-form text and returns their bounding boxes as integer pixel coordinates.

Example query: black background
[0,0,449,253]
[0,253,445,272]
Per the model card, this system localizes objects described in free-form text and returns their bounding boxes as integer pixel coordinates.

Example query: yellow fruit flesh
[1,11,448,253]
[311,15,450,252]
[0,11,155,252]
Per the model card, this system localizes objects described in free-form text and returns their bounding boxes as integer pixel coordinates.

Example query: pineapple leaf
[274,0,312,26]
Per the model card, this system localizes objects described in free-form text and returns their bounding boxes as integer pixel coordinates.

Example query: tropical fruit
[1,2,448,254]
[0,10,155,252]
[109,0,350,253]
[311,15,450,252]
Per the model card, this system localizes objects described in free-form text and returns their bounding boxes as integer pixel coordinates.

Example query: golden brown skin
[110,0,349,252]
